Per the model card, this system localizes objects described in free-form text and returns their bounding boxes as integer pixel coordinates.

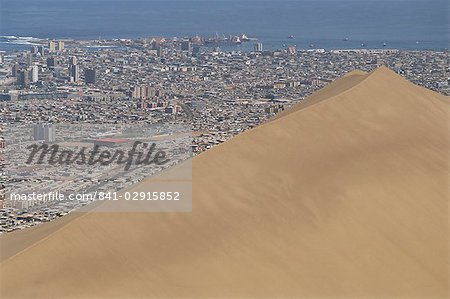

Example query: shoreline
[0,35,448,52]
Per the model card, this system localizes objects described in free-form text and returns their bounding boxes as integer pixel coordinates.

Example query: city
[0,37,449,232]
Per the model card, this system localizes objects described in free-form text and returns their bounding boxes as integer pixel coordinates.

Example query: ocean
[0,0,448,51]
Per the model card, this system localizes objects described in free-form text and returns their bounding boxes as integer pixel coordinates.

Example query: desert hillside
[1,66,449,298]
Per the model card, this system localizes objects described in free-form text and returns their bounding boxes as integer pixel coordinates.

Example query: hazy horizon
[1,0,448,51]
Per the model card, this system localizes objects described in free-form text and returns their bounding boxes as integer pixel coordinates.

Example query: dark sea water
[0,0,448,51]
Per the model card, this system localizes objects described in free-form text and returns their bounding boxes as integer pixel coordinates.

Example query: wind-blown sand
[1,66,449,298]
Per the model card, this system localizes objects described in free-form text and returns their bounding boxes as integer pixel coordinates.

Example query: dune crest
[1,67,449,298]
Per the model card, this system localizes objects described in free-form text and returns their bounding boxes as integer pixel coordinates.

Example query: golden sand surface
[1,67,449,298]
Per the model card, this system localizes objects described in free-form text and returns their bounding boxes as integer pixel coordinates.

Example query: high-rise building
[26,52,33,66]
[156,46,163,57]
[140,86,147,99]
[33,124,56,142]
[30,65,39,83]
[16,70,29,87]
[145,86,156,98]
[254,42,263,52]
[151,40,158,50]
[37,46,45,56]
[181,41,192,52]
[58,41,65,52]
[31,46,38,54]
[140,86,155,99]
[47,57,57,68]
[135,86,141,98]
[68,56,77,66]
[69,64,80,82]
[48,41,56,53]
[84,69,96,84]
[131,85,158,99]
[11,63,19,77]
[192,46,201,56]
[131,86,140,98]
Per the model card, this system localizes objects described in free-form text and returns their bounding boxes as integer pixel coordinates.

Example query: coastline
[1,35,448,52]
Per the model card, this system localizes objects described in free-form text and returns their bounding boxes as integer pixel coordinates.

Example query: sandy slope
[270,69,368,121]
[1,67,449,298]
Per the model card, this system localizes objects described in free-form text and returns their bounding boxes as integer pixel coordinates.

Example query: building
[151,40,159,50]
[254,42,263,52]
[192,46,201,56]
[181,41,192,52]
[33,123,56,142]
[84,69,96,84]
[144,86,156,98]
[16,70,29,87]
[30,65,39,83]
[156,46,163,57]
[48,41,56,53]
[68,56,79,82]
[37,46,45,56]
[58,41,65,52]
[131,86,142,99]
[69,64,80,82]
[287,45,297,55]
[68,56,77,66]
[26,52,33,66]
[165,106,174,114]
[11,63,19,77]
[131,85,156,99]
[46,57,57,68]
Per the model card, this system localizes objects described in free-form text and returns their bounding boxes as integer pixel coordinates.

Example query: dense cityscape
[0,36,449,232]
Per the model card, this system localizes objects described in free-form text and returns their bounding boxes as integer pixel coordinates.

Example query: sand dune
[270,69,368,121]
[1,66,449,298]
